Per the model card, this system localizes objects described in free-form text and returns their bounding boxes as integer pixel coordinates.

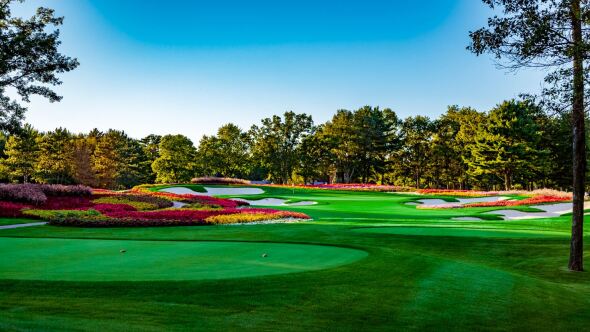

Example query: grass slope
[0,185,589,331]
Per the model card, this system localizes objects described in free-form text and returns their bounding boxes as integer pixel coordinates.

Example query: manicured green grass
[0,218,39,226]
[0,185,589,331]
[0,237,366,281]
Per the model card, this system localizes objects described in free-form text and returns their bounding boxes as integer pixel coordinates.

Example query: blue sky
[19,0,547,142]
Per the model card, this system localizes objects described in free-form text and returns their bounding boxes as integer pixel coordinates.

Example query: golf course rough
[0,238,367,281]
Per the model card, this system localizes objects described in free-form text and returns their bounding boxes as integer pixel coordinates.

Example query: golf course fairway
[0,238,367,281]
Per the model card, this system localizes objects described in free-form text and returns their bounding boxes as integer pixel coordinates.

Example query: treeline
[0,100,583,190]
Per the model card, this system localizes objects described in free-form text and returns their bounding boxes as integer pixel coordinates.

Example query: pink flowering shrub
[417,189,499,197]
[191,177,251,185]
[0,202,30,217]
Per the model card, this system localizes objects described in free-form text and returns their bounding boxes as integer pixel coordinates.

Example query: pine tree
[0,124,39,182]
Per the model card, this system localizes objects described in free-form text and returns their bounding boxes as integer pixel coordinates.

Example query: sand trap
[408,196,510,208]
[484,202,589,220]
[452,217,484,221]
[159,186,264,196]
[236,198,317,206]
[203,187,264,196]
[172,201,188,208]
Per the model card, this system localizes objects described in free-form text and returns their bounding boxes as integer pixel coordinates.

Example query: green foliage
[196,124,251,178]
[0,0,79,133]
[465,100,547,190]
[0,124,39,183]
[23,209,104,221]
[91,197,158,211]
[250,111,314,184]
[34,128,74,184]
[152,134,197,183]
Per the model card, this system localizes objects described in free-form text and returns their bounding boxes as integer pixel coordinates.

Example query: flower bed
[465,195,570,207]
[23,206,311,227]
[1,184,309,227]
[266,183,413,192]
[0,202,30,217]
[191,177,251,185]
[416,189,499,197]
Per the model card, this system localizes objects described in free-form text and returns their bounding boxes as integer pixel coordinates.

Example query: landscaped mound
[0,184,311,226]
[413,189,571,209]
[269,183,413,192]
[417,189,499,197]
[191,177,251,185]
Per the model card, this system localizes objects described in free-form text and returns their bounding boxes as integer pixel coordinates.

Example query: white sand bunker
[408,196,510,208]
[236,198,317,206]
[203,187,264,195]
[452,217,484,221]
[484,202,588,220]
[159,186,264,196]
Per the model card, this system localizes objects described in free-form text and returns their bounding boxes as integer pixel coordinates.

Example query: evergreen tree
[34,128,74,184]
[466,100,546,190]
[0,124,39,182]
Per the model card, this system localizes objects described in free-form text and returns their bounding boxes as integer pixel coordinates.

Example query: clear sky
[18,0,547,143]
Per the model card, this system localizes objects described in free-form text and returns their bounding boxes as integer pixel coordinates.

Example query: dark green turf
[0,185,589,331]
[0,218,39,226]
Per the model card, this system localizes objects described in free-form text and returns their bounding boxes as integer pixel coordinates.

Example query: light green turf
[0,238,366,281]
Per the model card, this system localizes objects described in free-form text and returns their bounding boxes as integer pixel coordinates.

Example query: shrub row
[0,202,30,217]
[465,195,570,208]
[191,177,251,185]
[0,184,92,205]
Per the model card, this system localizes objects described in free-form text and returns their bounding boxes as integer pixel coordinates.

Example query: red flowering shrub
[39,196,95,210]
[0,202,30,217]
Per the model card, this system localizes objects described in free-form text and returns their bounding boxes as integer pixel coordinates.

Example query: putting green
[0,238,367,281]
[354,226,567,238]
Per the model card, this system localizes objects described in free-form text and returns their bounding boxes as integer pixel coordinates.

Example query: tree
[196,124,251,178]
[399,116,434,188]
[139,134,161,183]
[0,124,38,182]
[250,112,314,184]
[321,110,360,183]
[35,128,74,184]
[152,134,196,183]
[71,134,96,186]
[0,0,79,133]
[465,100,546,191]
[469,0,589,270]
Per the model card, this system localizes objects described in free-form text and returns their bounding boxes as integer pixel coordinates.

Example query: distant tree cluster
[0,101,582,191]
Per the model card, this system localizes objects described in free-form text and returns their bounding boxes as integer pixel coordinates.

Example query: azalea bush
[0,202,30,217]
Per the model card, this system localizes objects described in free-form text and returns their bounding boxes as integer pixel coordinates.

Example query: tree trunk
[569,0,585,272]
